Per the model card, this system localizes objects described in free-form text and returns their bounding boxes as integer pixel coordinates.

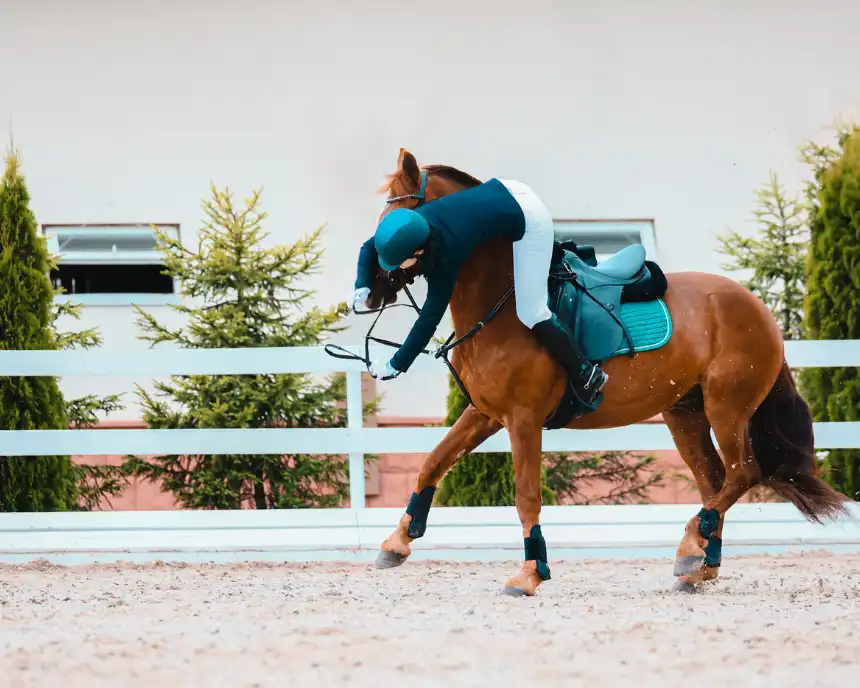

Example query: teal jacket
[355,178,525,372]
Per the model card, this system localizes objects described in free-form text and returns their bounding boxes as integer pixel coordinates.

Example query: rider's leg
[499,179,608,405]
[532,314,608,405]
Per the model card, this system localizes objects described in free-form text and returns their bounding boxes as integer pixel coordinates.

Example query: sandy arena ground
[0,551,858,688]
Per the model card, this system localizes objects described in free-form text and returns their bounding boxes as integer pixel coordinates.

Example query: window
[552,219,658,263]
[41,223,180,306]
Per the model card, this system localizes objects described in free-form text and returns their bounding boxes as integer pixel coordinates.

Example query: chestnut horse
[359,148,850,596]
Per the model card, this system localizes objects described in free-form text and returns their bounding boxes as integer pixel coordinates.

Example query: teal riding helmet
[374,208,430,271]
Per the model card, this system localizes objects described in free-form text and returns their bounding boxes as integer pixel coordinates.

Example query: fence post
[346,370,366,509]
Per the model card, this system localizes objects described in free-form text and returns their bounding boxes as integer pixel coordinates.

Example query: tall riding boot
[531,315,609,406]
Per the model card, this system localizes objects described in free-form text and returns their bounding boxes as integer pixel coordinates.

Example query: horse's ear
[397,147,421,188]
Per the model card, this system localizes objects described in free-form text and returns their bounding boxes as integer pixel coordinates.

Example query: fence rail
[3,339,860,376]
[1,340,859,509]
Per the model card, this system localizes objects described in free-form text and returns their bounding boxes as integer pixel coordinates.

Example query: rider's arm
[391,273,456,372]
[355,236,378,289]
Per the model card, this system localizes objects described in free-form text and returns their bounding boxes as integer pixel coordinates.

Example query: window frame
[41,222,182,307]
[552,218,659,263]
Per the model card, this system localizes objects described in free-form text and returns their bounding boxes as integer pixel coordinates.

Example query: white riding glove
[350,287,371,312]
[369,358,400,380]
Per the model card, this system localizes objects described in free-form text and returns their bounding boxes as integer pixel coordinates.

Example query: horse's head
[365,265,415,310]
[365,148,480,309]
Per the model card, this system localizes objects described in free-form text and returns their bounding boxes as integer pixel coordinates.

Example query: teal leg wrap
[704,536,722,568]
[524,525,552,581]
[405,486,436,539]
[697,507,720,539]
[698,508,722,568]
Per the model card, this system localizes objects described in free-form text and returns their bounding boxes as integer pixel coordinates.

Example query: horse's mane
[423,164,483,189]
[380,164,483,194]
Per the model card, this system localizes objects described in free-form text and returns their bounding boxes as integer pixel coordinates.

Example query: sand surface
[1,552,859,687]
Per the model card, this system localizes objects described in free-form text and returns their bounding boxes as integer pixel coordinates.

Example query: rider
[350,177,609,405]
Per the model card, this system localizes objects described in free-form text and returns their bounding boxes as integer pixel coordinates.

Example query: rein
[324,282,514,408]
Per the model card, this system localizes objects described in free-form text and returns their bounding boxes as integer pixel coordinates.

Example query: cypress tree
[800,125,860,500]
[0,149,79,511]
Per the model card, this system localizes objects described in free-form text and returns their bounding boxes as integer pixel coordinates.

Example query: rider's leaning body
[351,177,608,404]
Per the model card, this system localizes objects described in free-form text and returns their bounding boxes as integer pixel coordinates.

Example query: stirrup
[573,365,608,406]
[582,366,609,393]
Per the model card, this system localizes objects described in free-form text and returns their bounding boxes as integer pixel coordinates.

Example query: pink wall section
[73,417,703,510]
[74,420,179,510]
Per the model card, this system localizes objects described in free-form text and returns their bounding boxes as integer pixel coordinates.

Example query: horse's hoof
[672,580,697,594]
[500,586,528,597]
[374,550,408,569]
[673,554,705,577]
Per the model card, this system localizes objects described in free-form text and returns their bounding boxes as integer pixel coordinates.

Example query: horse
[359,147,851,596]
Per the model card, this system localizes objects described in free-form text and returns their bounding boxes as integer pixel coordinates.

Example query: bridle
[384,168,429,205]
[324,168,513,407]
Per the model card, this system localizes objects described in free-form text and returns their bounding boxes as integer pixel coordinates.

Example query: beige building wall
[2,0,858,420]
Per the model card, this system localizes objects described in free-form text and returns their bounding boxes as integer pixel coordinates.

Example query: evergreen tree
[715,170,812,502]
[0,149,79,510]
[124,183,368,509]
[542,450,665,505]
[716,171,808,340]
[800,124,860,500]
[0,146,127,511]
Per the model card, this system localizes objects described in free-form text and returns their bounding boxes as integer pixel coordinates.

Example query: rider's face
[399,248,424,270]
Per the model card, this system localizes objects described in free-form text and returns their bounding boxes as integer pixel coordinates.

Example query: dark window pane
[50,264,174,294]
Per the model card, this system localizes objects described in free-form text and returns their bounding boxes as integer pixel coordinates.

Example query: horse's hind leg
[663,388,727,590]
[376,405,502,569]
[670,373,771,592]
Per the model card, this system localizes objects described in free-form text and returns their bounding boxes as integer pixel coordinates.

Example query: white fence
[2,340,860,508]
[0,340,858,563]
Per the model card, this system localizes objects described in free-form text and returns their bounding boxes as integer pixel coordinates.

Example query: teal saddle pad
[610,298,672,358]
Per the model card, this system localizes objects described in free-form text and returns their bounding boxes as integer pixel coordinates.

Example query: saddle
[549,240,667,361]
[542,238,669,429]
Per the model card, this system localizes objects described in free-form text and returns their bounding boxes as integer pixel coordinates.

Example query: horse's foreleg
[501,411,549,597]
[375,405,502,569]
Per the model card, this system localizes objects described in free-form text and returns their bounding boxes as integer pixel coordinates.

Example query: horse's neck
[449,237,513,336]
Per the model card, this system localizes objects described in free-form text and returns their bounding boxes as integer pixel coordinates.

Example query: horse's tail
[749,361,852,523]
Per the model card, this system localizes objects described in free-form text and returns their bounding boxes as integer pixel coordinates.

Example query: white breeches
[498,178,554,329]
